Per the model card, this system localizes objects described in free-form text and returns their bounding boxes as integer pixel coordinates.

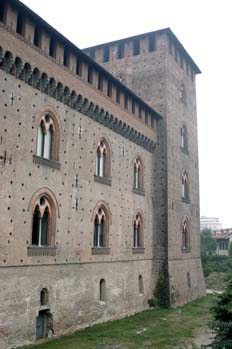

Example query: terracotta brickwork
[0,0,205,347]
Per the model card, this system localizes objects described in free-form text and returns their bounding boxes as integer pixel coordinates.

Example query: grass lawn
[20,295,214,349]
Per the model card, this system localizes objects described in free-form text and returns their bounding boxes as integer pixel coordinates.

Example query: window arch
[93,205,109,248]
[31,194,56,247]
[180,83,186,103]
[181,124,188,152]
[133,157,144,190]
[133,212,144,248]
[40,288,49,306]
[139,275,144,294]
[36,109,60,162]
[181,171,189,201]
[99,279,106,301]
[182,217,191,250]
[95,138,111,178]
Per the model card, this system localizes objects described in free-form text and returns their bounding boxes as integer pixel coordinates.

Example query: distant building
[200,216,222,231]
[212,228,232,256]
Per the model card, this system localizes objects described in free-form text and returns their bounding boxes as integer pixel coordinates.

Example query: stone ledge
[28,246,57,256]
[181,197,190,204]
[180,147,189,155]
[132,247,145,254]
[91,247,110,255]
[182,247,191,253]
[132,187,145,196]
[33,155,61,170]
[94,175,112,186]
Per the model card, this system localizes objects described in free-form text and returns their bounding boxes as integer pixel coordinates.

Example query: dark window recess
[103,47,110,62]
[107,81,112,98]
[124,94,128,109]
[98,75,103,91]
[34,26,40,47]
[139,106,142,119]
[16,13,24,35]
[145,111,148,124]
[132,101,135,114]
[0,2,5,22]
[148,34,156,52]
[116,88,120,104]
[76,59,82,76]
[90,48,95,60]
[63,49,69,67]
[49,38,56,58]
[133,39,140,56]
[88,67,93,84]
[117,42,124,59]
[151,117,154,128]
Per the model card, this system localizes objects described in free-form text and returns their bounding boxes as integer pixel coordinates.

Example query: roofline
[83,27,201,74]
[8,0,161,120]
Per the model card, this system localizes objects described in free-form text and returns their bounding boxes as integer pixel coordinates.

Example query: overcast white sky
[21,0,232,228]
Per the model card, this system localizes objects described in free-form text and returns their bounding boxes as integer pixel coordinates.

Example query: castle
[0,0,206,347]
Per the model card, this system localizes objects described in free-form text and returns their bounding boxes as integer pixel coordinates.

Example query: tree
[210,278,232,348]
[201,229,217,277]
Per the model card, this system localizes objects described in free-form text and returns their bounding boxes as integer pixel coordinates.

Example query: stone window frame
[27,188,59,256]
[91,201,111,255]
[181,171,190,203]
[181,123,189,154]
[132,210,145,253]
[180,83,186,104]
[133,157,145,195]
[181,216,191,252]
[34,107,61,169]
[139,275,144,294]
[94,137,112,185]
[99,279,106,302]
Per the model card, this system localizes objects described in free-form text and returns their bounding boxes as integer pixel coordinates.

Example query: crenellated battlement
[0,0,160,130]
[83,28,201,81]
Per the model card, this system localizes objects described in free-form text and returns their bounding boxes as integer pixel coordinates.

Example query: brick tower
[84,29,206,305]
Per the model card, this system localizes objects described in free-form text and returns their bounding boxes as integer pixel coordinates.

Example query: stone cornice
[0,47,156,152]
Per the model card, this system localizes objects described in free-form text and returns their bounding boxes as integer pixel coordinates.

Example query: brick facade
[0,0,205,347]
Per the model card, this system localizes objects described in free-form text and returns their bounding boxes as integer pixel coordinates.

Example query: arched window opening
[182,171,189,201]
[95,139,110,178]
[16,12,24,35]
[139,275,144,294]
[32,196,53,247]
[49,37,56,58]
[34,26,40,47]
[181,124,188,152]
[182,217,190,250]
[94,208,106,248]
[0,2,5,22]
[133,214,143,248]
[37,114,55,161]
[99,279,106,301]
[134,158,143,190]
[40,288,49,306]
[187,273,191,288]
[180,84,186,103]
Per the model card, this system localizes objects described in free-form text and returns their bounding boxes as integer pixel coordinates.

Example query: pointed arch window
[181,124,188,153]
[182,171,189,202]
[35,111,60,169]
[133,213,144,252]
[133,158,144,192]
[92,206,110,253]
[32,196,55,247]
[95,139,111,184]
[37,115,53,160]
[182,217,191,251]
